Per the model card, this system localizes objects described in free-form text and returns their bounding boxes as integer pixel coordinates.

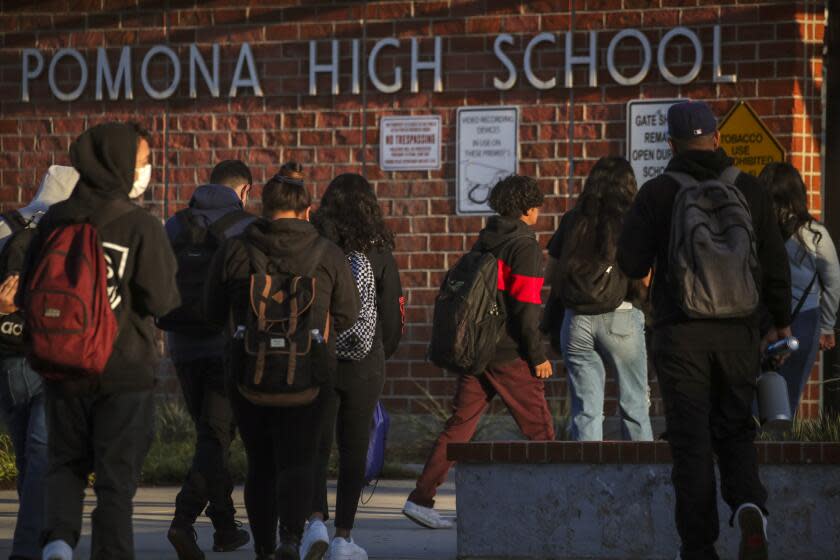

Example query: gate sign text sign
[379,116,442,171]
[626,98,686,187]
[456,106,518,215]
[718,101,785,176]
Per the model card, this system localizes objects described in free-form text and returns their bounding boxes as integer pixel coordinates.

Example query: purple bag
[364,401,390,485]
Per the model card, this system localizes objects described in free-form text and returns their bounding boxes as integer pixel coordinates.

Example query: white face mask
[129,164,152,199]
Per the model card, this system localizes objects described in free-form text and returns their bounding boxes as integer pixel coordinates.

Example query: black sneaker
[737,504,769,560]
[213,520,251,552]
[277,540,301,560]
[168,524,205,560]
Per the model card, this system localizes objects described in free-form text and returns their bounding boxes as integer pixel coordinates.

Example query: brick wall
[0,0,828,419]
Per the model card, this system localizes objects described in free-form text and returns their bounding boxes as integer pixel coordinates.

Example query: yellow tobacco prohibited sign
[718,101,785,176]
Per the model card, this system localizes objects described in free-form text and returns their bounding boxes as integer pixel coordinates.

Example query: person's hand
[762,325,793,366]
[0,275,19,315]
[534,360,553,379]
[820,333,836,351]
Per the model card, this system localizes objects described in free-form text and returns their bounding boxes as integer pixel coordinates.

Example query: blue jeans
[560,308,653,441]
[0,355,47,559]
[778,307,821,416]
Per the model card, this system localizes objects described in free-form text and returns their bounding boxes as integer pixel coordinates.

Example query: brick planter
[448,441,840,560]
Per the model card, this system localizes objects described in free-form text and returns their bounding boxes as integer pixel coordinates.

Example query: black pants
[312,348,385,530]
[653,327,768,560]
[44,389,155,560]
[230,386,319,554]
[173,357,237,530]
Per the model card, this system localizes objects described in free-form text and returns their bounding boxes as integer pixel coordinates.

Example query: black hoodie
[617,148,791,349]
[24,123,180,393]
[473,216,546,368]
[204,217,360,379]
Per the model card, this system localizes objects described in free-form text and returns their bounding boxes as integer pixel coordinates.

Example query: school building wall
[0,0,828,420]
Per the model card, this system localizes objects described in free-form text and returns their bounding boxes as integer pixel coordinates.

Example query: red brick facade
[0,0,828,418]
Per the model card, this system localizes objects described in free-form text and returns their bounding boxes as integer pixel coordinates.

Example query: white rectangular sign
[456,106,518,215]
[626,99,686,187]
[379,115,441,171]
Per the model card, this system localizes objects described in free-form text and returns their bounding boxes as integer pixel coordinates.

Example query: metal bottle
[757,337,799,431]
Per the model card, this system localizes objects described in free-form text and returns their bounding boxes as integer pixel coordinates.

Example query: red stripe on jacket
[497,260,543,304]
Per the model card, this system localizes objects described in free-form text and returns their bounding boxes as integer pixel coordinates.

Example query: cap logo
[693,128,703,135]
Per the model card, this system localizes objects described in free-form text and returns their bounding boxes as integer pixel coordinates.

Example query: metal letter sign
[718,101,785,176]
[379,115,441,171]
[456,106,518,215]
[626,98,686,187]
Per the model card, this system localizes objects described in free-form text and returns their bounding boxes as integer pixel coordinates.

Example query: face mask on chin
[129,164,152,199]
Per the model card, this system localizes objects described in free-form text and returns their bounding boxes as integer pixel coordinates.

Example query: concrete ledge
[450,441,840,559]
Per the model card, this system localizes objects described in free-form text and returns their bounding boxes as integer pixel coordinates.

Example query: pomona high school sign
[21,25,736,102]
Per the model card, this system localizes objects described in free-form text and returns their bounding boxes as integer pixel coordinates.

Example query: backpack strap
[1,210,27,234]
[718,166,741,186]
[665,171,700,189]
[207,209,251,242]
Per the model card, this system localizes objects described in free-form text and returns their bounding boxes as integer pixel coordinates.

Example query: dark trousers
[173,357,237,531]
[230,387,319,554]
[43,389,155,560]
[409,359,555,508]
[653,329,768,560]
[312,348,385,530]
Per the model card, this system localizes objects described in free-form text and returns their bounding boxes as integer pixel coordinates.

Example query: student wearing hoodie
[164,160,255,559]
[403,175,555,530]
[204,171,359,560]
[0,165,77,560]
[618,102,791,560]
[27,123,181,560]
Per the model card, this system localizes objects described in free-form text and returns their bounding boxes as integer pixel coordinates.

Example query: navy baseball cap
[667,101,717,140]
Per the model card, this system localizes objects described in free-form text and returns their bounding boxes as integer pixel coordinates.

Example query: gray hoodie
[787,222,840,334]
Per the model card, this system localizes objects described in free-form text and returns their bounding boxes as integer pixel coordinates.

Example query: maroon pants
[408,359,555,507]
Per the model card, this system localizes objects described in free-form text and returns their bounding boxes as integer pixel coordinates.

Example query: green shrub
[0,433,17,488]
[759,412,840,442]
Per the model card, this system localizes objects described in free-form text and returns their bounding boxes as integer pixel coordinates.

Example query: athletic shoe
[167,523,206,560]
[213,520,251,552]
[736,503,769,560]
[300,519,329,560]
[328,536,369,560]
[42,539,73,560]
[402,500,454,529]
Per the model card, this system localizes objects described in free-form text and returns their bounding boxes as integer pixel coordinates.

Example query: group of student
[0,100,836,560]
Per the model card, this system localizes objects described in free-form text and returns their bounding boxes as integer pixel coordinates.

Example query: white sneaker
[402,500,454,529]
[735,503,769,560]
[42,539,73,560]
[328,536,369,560]
[300,519,329,560]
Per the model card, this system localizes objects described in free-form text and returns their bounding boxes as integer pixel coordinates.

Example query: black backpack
[428,236,526,375]
[667,166,759,319]
[157,208,250,335]
[0,211,34,354]
[556,243,627,315]
[236,241,329,407]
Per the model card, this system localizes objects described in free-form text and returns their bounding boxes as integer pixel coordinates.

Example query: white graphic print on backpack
[337,251,378,361]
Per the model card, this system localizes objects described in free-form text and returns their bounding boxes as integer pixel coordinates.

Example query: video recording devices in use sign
[456,106,518,215]
[626,99,685,187]
[379,115,442,171]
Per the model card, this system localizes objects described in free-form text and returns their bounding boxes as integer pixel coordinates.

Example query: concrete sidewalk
[0,480,456,560]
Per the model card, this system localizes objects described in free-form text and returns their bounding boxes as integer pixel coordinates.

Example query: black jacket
[204,217,360,377]
[617,148,791,348]
[473,216,546,368]
[24,123,180,393]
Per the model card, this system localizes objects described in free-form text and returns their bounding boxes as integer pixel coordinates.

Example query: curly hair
[312,173,395,253]
[487,175,544,218]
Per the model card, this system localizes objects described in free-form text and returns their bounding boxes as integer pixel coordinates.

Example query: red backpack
[24,201,135,380]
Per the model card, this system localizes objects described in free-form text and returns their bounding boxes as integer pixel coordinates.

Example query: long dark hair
[758,162,821,251]
[567,156,637,261]
[313,173,394,253]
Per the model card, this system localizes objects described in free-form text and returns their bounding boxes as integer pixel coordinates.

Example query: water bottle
[757,336,798,431]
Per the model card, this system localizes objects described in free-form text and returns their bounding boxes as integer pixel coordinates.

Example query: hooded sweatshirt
[24,122,180,394]
[472,216,546,368]
[164,184,255,363]
[617,148,791,350]
[204,217,360,380]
